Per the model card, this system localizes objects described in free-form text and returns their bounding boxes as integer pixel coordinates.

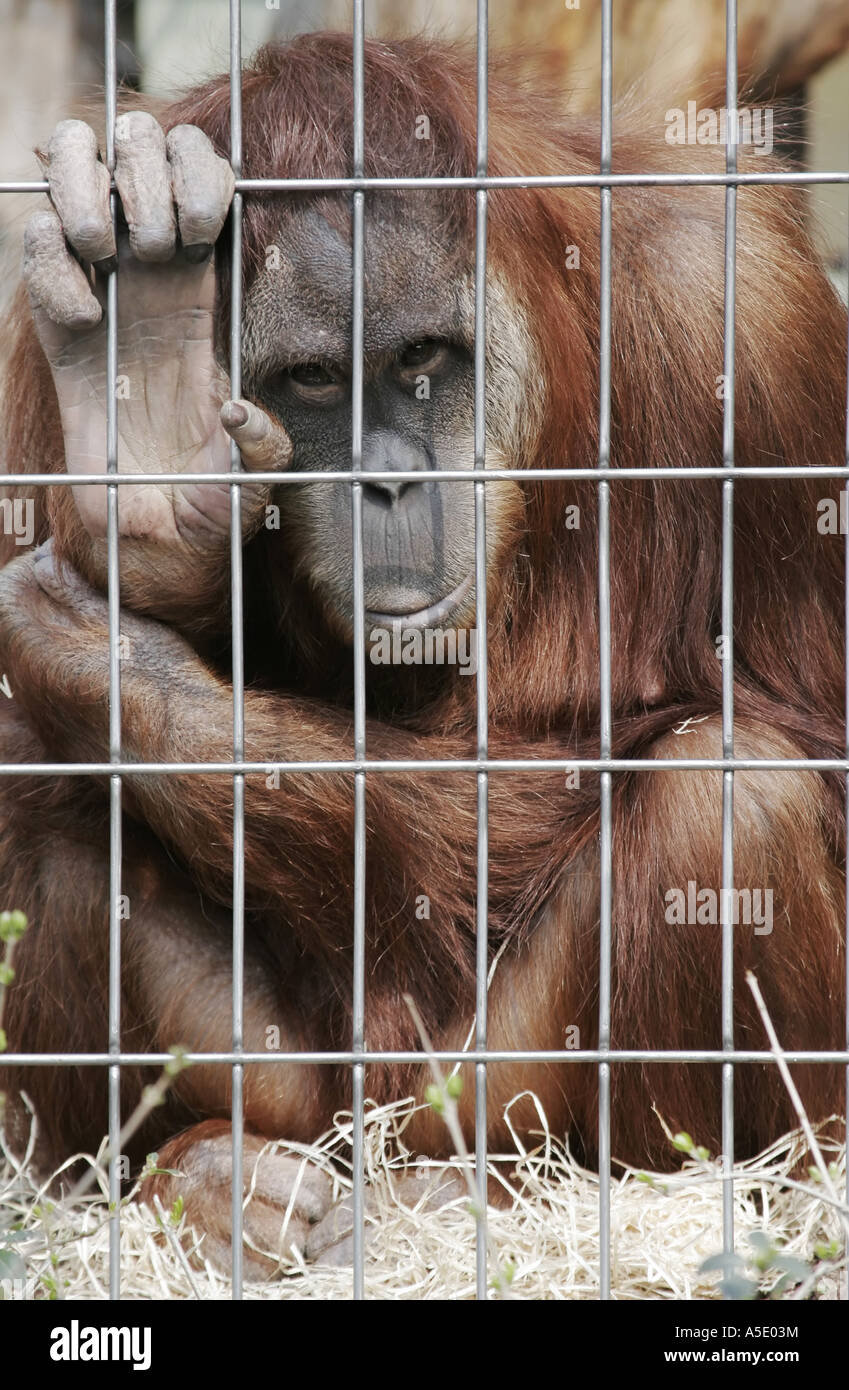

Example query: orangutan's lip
[365,574,474,630]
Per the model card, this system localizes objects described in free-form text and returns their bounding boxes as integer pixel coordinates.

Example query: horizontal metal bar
[0,757,846,775]
[4,465,849,487]
[238,171,849,191]
[1,171,847,196]
[4,1049,849,1066]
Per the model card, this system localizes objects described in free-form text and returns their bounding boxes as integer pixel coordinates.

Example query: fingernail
[221,400,249,428]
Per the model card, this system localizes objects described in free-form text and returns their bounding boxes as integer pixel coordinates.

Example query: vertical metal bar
[844,223,849,1287]
[720,0,738,1256]
[228,0,246,1301]
[103,0,122,1304]
[474,0,490,1304]
[597,0,613,1304]
[351,0,367,1304]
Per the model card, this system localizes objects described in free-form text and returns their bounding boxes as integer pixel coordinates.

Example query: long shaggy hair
[1,35,847,1170]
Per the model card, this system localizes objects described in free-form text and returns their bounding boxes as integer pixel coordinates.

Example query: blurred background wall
[0,0,846,312]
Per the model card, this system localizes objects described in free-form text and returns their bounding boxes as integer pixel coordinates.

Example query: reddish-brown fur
[0,35,846,1180]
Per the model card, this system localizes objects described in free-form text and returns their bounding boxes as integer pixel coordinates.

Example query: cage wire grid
[0,0,847,1301]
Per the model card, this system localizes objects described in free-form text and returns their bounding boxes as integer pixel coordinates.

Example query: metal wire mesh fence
[0,0,848,1301]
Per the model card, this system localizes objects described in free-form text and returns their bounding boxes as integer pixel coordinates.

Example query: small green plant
[808,1162,842,1185]
[0,1218,27,1295]
[646,978,849,1301]
[0,910,29,1296]
[671,1132,711,1162]
[405,993,516,1298]
[0,909,28,1058]
[65,1044,191,1205]
[701,1231,826,1301]
[636,1112,846,1301]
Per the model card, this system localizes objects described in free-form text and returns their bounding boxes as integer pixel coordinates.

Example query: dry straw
[1,1091,845,1301]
